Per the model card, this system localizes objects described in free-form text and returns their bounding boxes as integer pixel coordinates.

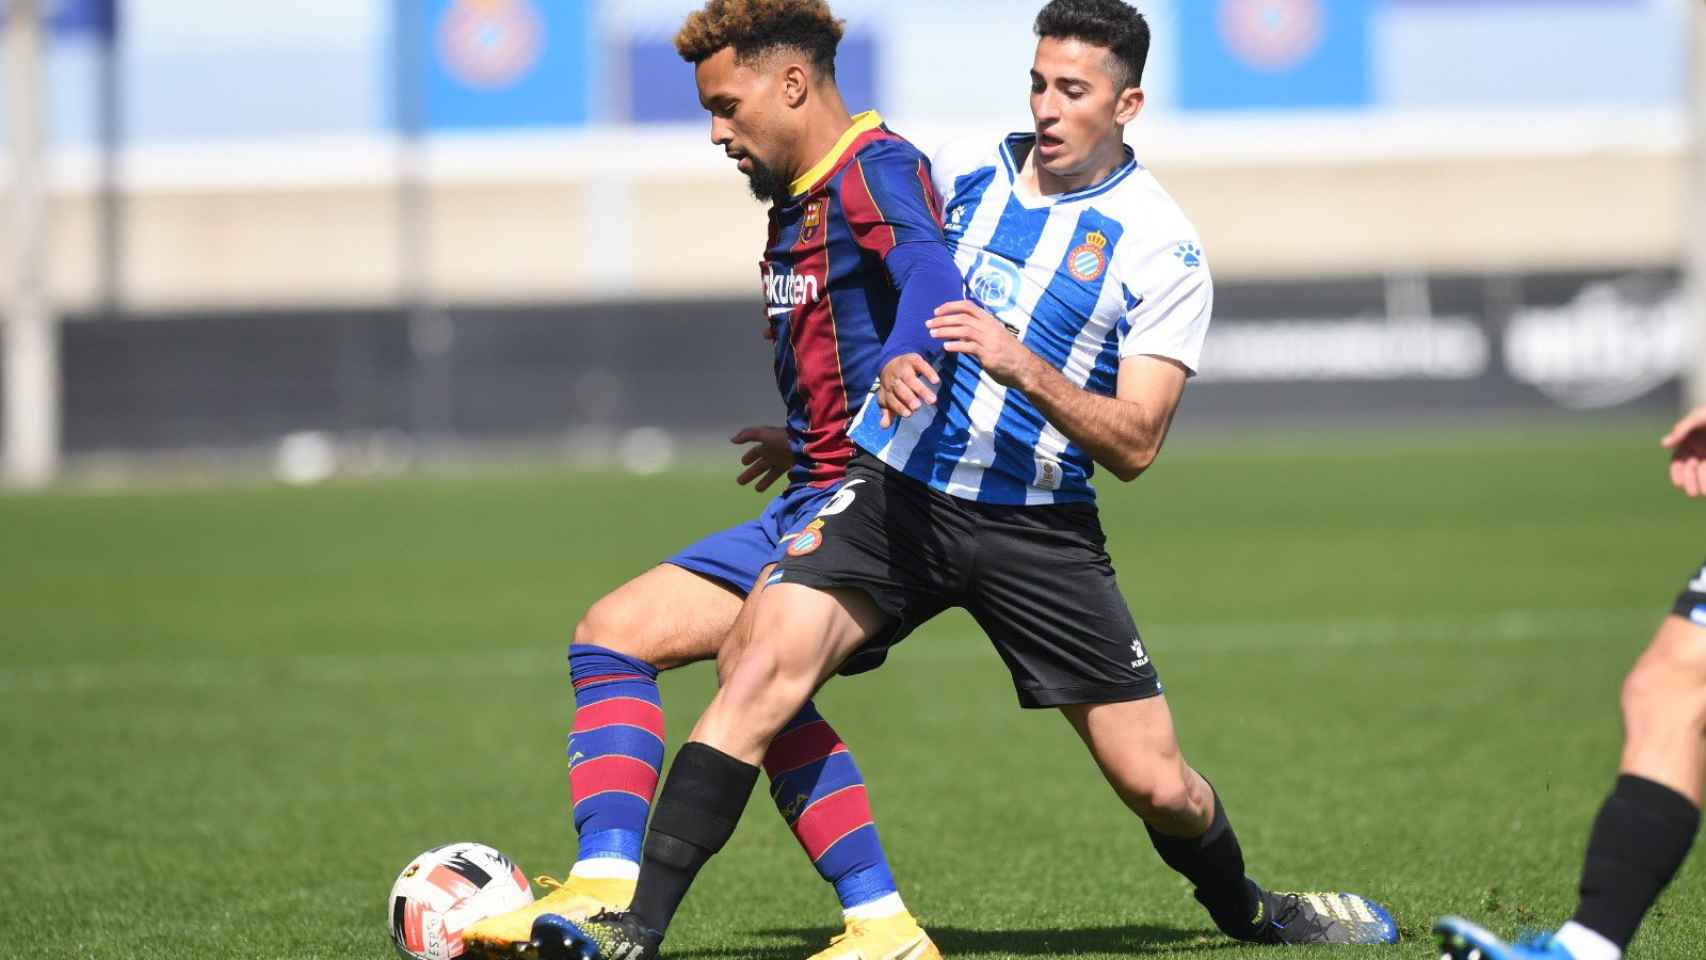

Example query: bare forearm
[928,300,1182,482]
[1012,354,1165,482]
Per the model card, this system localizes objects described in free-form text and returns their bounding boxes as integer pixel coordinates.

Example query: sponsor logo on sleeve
[1173,240,1203,269]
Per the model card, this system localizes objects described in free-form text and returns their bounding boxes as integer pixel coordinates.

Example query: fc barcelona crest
[1067,230,1109,282]
[799,200,824,245]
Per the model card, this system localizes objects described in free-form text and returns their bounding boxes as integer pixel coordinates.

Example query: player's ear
[781,62,810,108]
[1114,86,1144,126]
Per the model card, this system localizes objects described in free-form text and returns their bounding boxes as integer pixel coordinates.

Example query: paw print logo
[1173,241,1203,269]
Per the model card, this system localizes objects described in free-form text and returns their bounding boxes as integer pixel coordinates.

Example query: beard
[742,155,789,204]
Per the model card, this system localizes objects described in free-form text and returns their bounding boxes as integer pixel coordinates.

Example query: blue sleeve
[844,148,944,256]
[878,240,964,369]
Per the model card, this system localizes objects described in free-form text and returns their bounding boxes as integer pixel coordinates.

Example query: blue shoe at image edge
[1435,916,1575,959]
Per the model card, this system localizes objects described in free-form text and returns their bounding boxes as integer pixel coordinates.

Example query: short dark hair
[674,0,845,79]
[1033,0,1150,90]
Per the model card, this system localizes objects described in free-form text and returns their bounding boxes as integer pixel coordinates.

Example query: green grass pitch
[3,422,1701,959]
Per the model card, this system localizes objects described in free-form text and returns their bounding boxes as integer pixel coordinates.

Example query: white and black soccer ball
[388,842,533,959]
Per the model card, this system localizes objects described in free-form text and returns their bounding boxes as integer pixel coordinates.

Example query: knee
[1139,776,1196,823]
[1110,766,1195,822]
[572,595,647,662]
[1621,631,1706,733]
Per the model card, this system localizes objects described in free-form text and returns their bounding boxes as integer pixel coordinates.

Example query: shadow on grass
[669,923,1236,958]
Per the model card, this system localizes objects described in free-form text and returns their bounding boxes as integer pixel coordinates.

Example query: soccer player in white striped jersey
[534,3,1396,957]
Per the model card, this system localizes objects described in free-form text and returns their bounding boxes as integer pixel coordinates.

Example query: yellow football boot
[805,913,941,960]
[461,875,635,958]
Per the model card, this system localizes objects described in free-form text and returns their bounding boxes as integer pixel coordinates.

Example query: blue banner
[422,0,589,130]
[7,0,119,37]
[1179,0,1371,110]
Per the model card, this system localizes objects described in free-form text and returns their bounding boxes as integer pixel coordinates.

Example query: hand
[1662,405,1706,498]
[731,426,791,492]
[928,300,1038,389]
[875,353,940,429]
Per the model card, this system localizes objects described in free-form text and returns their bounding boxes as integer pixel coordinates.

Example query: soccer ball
[387,842,534,959]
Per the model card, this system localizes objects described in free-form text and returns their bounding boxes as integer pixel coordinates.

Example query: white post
[1689,0,1706,409]
[3,0,57,487]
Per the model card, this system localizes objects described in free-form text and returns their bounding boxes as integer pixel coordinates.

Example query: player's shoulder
[842,131,935,203]
[1107,165,1196,235]
[1105,166,1207,273]
[929,134,1003,182]
[851,128,930,173]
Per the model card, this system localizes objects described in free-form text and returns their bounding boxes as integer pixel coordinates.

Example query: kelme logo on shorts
[1129,638,1150,670]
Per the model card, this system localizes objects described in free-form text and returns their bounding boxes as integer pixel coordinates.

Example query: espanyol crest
[1067,230,1109,283]
[439,0,545,90]
[1218,0,1324,72]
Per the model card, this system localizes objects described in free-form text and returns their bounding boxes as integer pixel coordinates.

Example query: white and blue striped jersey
[848,133,1213,505]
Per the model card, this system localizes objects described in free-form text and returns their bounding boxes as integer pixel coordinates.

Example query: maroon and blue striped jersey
[761,110,944,487]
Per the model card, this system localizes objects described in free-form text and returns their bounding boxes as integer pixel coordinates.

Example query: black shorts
[772,453,1162,708]
[1673,553,1706,624]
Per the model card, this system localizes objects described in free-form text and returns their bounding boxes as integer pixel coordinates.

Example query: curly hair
[673,0,845,77]
[1034,0,1150,89]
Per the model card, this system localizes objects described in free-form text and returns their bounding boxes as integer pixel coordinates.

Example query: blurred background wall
[0,0,1700,477]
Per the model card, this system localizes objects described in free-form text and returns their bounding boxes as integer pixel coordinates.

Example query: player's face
[695,47,792,202]
[1029,36,1143,180]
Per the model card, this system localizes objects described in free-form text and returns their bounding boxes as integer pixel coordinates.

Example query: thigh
[691,580,892,762]
[770,459,957,675]
[580,563,744,669]
[1061,695,1188,785]
[715,562,775,687]
[966,506,1161,708]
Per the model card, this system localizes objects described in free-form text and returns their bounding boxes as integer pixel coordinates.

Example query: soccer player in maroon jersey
[462,2,961,958]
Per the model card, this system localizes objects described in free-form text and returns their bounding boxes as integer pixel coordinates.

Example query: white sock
[843,892,907,922]
[1554,922,1621,960]
[568,857,640,881]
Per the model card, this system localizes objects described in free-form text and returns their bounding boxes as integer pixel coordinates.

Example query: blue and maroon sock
[566,644,666,878]
[763,701,905,918]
